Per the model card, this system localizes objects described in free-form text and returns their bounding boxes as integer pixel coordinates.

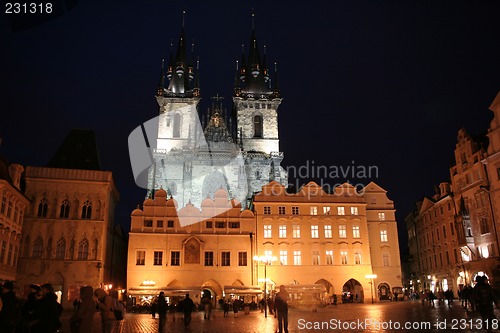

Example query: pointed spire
[157,58,165,96]
[272,62,280,97]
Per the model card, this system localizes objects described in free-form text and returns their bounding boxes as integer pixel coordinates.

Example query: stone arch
[342,278,364,303]
[378,282,390,300]
[201,279,223,299]
[315,279,334,295]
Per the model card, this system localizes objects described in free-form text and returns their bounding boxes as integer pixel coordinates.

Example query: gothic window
[56,238,66,259]
[173,114,181,138]
[69,239,75,259]
[81,200,92,219]
[37,198,48,217]
[93,239,98,260]
[253,115,263,138]
[60,199,70,218]
[78,239,89,260]
[33,237,43,258]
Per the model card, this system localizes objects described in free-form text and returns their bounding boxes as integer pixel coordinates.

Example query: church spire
[156,59,165,96]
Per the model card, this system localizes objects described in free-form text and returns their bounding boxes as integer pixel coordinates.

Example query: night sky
[1,0,500,256]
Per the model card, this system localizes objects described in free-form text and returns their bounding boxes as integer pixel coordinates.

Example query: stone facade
[0,158,29,283]
[16,166,122,308]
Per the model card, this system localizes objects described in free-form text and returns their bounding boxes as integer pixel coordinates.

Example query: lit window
[279,225,287,238]
[292,225,301,238]
[264,225,272,238]
[339,225,347,238]
[264,250,273,258]
[279,206,286,215]
[293,251,302,265]
[378,212,386,221]
[337,207,345,215]
[312,251,320,265]
[311,225,319,238]
[324,225,332,238]
[323,207,330,215]
[341,251,348,265]
[380,230,388,242]
[171,251,180,266]
[264,206,271,215]
[354,251,361,265]
[352,226,360,238]
[310,206,317,215]
[326,250,333,265]
[280,250,288,265]
[221,251,230,266]
[292,206,299,215]
[136,250,145,265]
[238,252,247,266]
[351,207,358,215]
[154,251,163,266]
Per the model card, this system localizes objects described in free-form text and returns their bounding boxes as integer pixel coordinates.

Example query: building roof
[47,129,101,170]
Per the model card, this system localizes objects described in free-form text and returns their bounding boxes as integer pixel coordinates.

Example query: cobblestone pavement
[59,300,500,333]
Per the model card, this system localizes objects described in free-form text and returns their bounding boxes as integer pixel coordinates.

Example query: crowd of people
[0,281,125,333]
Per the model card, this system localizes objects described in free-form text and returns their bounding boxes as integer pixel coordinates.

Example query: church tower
[156,12,201,152]
[233,13,287,196]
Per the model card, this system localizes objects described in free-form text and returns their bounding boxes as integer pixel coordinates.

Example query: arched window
[173,114,181,138]
[78,239,89,260]
[253,115,263,138]
[37,198,48,217]
[81,200,92,219]
[60,199,70,218]
[32,237,43,258]
[56,238,66,259]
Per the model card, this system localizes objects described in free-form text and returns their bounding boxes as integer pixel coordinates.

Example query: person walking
[181,293,195,327]
[94,288,115,333]
[474,276,498,333]
[274,285,289,333]
[70,286,95,333]
[157,292,167,332]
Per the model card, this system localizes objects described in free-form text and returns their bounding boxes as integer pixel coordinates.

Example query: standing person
[474,276,498,333]
[274,285,289,333]
[151,299,157,318]
[157,292,167,332]
[0,281,19,333]
[69,286,95,333]
[232,298,240,317]
[201,292,212,320]
[181,293,194,327]
[267,297,274,315]
[223,300,230,317]
[94,288,115,333]
[30,283,62,333]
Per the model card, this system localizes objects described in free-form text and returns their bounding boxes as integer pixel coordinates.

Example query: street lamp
[365,274,377,304]
[254,255,277,317]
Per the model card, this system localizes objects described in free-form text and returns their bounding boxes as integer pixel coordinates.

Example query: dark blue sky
[1,0,500,254]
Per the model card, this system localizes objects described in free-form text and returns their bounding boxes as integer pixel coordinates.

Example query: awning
[128,286,202,296]
[223,285,262,295]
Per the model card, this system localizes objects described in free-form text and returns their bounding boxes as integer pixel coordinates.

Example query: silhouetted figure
[70,286,95,333]
[223,301,230,317]
[94,288,114,333]
[474,276,497,333]
[30,283,62,333]
[157,292,167,332]
[0,281,19,333]
[274,285,289,333]
[181,293,195,327]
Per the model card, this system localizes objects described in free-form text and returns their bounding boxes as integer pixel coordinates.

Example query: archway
[202,279,223,306]
[48,272,64,304]
[342,278,363,303]
[378,283,390,300]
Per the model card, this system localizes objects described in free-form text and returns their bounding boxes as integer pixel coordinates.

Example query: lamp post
[365,274,377,304]
[254,255,277,317]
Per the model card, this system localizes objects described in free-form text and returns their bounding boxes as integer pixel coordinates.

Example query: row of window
[263,206,362,216]
[143,220,241,229]
[136,250,248,267]
[420,222,457,247]
[263,224,389,242]
[37,198,92,219]
[1,195,23,224]
[25,237,97,260]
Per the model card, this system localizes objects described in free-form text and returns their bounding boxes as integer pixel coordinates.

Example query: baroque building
[16,129,125,308]
[0,149,29,283]
[405,90,500,293]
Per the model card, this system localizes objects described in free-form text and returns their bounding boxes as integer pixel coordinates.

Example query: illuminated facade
[15,130,125,308]
[406,90,500,292]
[0,155,29,283]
